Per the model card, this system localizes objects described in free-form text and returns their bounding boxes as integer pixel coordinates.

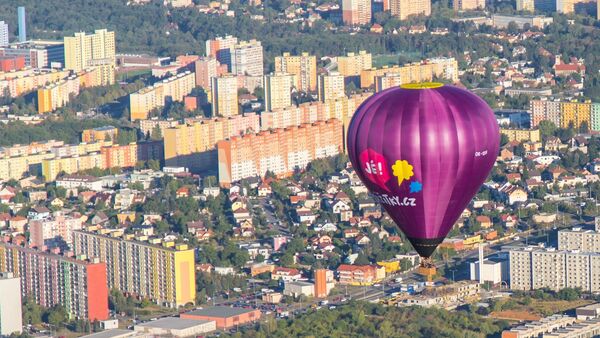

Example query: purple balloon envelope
[347,83,499,257]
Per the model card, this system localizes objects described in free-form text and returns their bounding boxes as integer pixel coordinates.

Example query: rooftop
[136,317,214,329]
[79,329,134,338]
[185,306,257,318]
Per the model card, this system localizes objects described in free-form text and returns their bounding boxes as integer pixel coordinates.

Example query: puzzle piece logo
[391,160,414,186]
[359,149,391,192]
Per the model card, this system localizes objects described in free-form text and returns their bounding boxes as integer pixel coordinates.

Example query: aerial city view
[1,0,600,337]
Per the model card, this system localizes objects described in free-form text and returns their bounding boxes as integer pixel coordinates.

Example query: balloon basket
[418,258,436,283]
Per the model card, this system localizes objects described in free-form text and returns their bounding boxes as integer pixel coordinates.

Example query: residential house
[295,207,317,224]
[355,234,371,246]
[176,187,190,198]
[28,206,51,220]
[272,267,301,281]
[344,228,360,238]
[27,191,47,203]
[9,216,27,233]
[498,183,528,205]
[500,214,518,227]
[233,208,252,223]
[257,182,272,196]
[0,186,16,204]
[90,212,109,225]
[362,206,382,219]
[475,215,492,229]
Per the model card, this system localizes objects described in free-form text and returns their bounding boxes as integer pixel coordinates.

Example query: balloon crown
[400,82,444,89]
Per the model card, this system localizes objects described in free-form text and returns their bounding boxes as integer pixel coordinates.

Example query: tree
[538,120,557,140]
[354,253,370,265]
[44,305,67,327]
[150,125,162,140]
[147,159,161,171]
[280,252,295,266]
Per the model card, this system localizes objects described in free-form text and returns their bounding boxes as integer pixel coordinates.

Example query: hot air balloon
[347,82,499,276]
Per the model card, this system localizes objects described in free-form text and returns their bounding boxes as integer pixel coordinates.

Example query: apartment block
[29,211,84,248]
[0,21,7,47]
[211,74,239,117]
[194,57,220,89]
[37,65,115,113]
[342,0,372,26]
[163,114,260,172]
[82,125,119,143]
[558,227,600,252]
[231,40,263,77]
[0,69,70,97]
[73,228,196,307]
[264,72,295,111]
[337,51,372,77]
[205,35,238,70]
[64,29,115,72]
[516,0,535,11]
[360,57,459,89]
[0,272,22,336]
[37,75,80,113]
[318,72,345,102]
[500,128,541,143]
[217,119,343,186]
[509,247,600,292]
[0,241,109,320]
[130,71,195,120]
[139,118,180,137]
[260,93,371,133]
[375,73,402,92]
[274,52,317,92]
[530,99,597,130]
[390,0,431,20]
[453,0,485,10]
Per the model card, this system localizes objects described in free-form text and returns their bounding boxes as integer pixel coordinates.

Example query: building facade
[211,74,239,117]
[390,0,431,20]
[509,247,600,292]
[337,51,372,77]
[217,119,343,186]
[318,73,345,102]
[342,0,372,26]
[73,228,196,307]
[205,35,238,71]
[264,72,294,111]
[0,272,22,336]
[64,29,115,72]
[231,40,263,77]
[274,52,317,92]
[0,242,109,320]
[130,71,195,120]
[163,114,260,172]
[360,57,459,89]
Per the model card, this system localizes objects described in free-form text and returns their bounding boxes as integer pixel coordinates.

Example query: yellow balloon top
[400,82,444,89]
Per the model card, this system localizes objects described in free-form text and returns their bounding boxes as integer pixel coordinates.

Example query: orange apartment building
[217,119,343,187]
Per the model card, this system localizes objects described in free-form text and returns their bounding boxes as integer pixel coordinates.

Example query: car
[329,305,337,310]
